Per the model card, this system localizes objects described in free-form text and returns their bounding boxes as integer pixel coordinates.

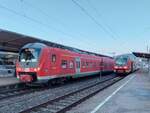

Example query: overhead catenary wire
[0,4,71,38]
[0,2,103,54]
[76,0,132,52]
[0,1,131,55]
[86,0,121,40]
[21,0,129,54]
[0,3,88,49]
[86,0,131,51]
[20,0,68,31]
[71,0,117,40]
[21,0,102,52]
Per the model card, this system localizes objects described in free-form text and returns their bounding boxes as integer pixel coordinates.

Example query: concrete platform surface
[0,77,20,86]
[67,70,150,113]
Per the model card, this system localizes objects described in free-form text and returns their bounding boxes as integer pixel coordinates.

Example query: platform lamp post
[146,45,150,72]
[148,58,150,73]
[148,55,150,73]
[99,58,102,81]
[147,47,150,73]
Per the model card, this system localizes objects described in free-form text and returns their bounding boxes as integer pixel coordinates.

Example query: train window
[52,54,56,62]
[115,57,128,66]
[20,48,40,62]
[69,61,74,68]
[82,61,85,67]
[61,60,67,68]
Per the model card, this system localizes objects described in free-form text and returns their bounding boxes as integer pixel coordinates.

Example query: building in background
[0,51,18,77]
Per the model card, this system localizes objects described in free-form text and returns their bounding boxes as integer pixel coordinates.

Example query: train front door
[75,57,80,73]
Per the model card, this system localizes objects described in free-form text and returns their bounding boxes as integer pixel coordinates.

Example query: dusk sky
[0,0,149,56]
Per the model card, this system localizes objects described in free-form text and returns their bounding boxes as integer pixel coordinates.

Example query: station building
[0,29,44,77]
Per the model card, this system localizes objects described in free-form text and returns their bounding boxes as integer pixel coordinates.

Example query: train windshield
[19,48,41,62]
[115,57,128,66]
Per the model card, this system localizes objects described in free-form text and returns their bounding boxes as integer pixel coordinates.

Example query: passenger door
[75,57,80,74]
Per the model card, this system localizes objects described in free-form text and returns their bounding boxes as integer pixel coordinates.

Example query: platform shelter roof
[0,28,111,58]
[133,52,150,59]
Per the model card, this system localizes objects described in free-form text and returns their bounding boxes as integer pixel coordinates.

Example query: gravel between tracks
[0,74,115,113]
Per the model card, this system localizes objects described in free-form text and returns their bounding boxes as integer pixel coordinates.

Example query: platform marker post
[99,58,103,81]
[99,69,101,80]
[148,58,150,73]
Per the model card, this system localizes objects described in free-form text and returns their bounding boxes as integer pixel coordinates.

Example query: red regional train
[16,43,114,84]
[114,54,138,74]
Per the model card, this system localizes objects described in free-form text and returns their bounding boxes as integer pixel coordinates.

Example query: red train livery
[114,54,138,74]
[16,43,114,84]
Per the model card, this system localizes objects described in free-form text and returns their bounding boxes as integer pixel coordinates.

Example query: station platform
[67,70,150,113]
[0,77,20,86]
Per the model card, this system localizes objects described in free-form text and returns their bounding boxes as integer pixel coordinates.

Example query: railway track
[0,83,27,99]
[0,83,26,92]
[0,86,40,100]
[0,82,49,100]
[20,76,124,113]
[0,74,115,101]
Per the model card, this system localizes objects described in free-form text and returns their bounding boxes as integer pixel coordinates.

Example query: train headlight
[34,68,37,71]
[34,67,40,71]
[123,66,128,69]
[114,66,118,69]
[17,68,21,71]
[37,67,40,71]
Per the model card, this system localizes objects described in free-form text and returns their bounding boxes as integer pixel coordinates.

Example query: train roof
[0,28,112,58]
[21,43,47,49]
[115,53,136,57]
[115,53,138,61]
